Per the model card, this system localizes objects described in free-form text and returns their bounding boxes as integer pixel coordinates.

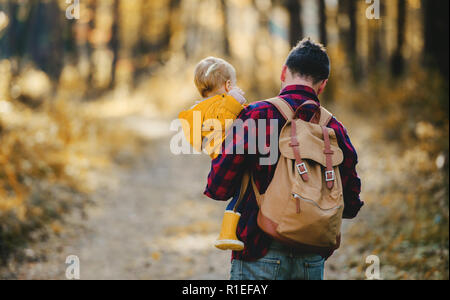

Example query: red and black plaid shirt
[204,85,363,262]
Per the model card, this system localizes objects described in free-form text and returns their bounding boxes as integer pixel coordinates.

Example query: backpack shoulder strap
[319,106,333,126]
[232,97,295,212]
[267,98,332,126]
[319,106,335,190]
[264,97,294,121]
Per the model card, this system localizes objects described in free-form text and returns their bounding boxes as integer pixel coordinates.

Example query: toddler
[178,57,247,251]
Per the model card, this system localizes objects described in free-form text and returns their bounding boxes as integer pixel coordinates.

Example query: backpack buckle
[325,170,335,182]
[296,163,308,175]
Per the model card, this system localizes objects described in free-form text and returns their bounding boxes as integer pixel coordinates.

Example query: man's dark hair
[285,38,330,84]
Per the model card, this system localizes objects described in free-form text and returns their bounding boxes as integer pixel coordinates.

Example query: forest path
[13,116,231,280]
[12,106,379,280]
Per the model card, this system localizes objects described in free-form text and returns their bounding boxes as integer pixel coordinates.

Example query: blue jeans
[230,240,325,280]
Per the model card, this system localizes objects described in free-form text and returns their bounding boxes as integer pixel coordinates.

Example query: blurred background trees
[0,0,448,98]
[0,0,448,279]
[0,0,447,101]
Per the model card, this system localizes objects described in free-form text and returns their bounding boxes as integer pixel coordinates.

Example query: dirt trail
[12,116,231,279]
[10,109,375,280]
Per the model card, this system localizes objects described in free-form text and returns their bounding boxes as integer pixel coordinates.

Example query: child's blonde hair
[194,57,236,98]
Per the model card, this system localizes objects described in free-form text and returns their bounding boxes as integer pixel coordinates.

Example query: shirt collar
[279,85,319,102]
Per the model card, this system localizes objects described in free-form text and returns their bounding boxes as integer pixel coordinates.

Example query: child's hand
[228,87,246,105]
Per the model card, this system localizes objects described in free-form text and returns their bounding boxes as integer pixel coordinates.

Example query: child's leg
[226,181,248,212]
[226,192,239,211]
[215,191,244,251]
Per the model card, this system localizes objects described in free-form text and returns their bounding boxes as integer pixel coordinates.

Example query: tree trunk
[47,0,64,80]
[109,0,120,89]
[318,0,327,46]
[338,0,356,55]
[86,0,97,89]
[220,0,231,56]
[338,0,359,80]
[1,1,18,59]
[286,0,303,47]
[369,1,387,69]
[25,0,63,80]
[165,0,181,51]
[348,0,357,57]
[423,0,449,79]
[391,0,406,77]
[63,18,78,64]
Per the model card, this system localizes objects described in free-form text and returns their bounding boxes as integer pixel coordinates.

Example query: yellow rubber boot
[214,210,245,251]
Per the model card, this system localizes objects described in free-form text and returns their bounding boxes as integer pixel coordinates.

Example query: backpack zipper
[292,193,343,212]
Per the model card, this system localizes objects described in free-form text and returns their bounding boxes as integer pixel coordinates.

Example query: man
[204,38,363,280]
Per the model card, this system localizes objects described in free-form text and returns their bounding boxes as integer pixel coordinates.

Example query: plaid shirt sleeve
[204,105,259,201]
[329,118,363,219]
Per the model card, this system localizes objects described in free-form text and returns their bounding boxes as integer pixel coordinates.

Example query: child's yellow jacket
[178,94,244,159]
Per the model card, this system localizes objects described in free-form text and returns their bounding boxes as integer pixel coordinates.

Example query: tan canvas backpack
[236,97,345,254]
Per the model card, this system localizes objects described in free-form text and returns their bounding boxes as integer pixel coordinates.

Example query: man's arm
[204,108,255,201]
[204,153,246,201]
[330,119,363,219]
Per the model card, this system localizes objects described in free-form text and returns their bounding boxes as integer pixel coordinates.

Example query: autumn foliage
[0,0,448,279]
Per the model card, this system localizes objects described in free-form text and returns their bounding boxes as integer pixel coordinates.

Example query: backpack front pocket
[277,193,343,247]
